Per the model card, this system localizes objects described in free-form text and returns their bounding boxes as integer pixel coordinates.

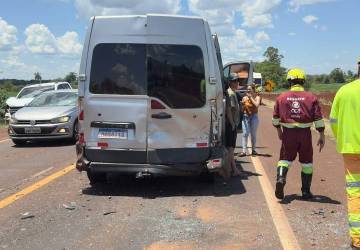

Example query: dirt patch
[262,92,336,119]
[0,126,8,140]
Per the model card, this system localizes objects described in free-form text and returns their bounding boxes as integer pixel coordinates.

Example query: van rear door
[84,43,148,163]
[146,44,211,165]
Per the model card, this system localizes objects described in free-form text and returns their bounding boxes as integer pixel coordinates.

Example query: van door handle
[151,112,172,119]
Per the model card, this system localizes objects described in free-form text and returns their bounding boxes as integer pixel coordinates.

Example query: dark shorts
[225,122,238,148]
[279,128,313,163]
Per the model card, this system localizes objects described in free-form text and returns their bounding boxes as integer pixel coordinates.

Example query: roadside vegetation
[255,46,357,92]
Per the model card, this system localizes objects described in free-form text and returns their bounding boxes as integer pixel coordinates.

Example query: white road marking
[250,156,302,250]
[0,139,10,143]
[30,167,54,179]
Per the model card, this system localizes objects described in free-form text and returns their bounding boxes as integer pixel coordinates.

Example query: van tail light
[151,100,166,110]
[97,142,108,149]
[196,142,208,148]
[79,132,85,145]
[79,110,84,121]
[207,158,222,170]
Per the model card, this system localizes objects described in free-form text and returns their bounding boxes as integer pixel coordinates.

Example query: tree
[255,47,287,88]
[64,72,78,88]
[34,72,42,83]
[65,72,77,84]
[329,68,345,83]
[346,70,356,82]
[263,46,284,65]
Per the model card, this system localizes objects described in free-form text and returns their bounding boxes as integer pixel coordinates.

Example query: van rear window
[89,43,205,109]
[90,44,146,95]
[147,45,205,108]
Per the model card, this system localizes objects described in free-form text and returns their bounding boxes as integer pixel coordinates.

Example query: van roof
[93,14,205,21]
[91,14,209,39]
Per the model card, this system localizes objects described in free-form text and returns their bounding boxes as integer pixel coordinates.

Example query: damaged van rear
[76,14,227,184]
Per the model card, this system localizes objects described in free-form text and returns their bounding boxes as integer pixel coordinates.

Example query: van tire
[72,120,79,143]
[87,170,107,185]
[12,139,27,146]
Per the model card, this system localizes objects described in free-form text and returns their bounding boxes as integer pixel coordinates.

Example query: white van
[76,15,228,184]
[253,72,263,88]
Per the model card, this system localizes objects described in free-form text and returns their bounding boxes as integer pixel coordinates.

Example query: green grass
[309,83,345,93]
[0,119,8,128]
[270,83,346,94]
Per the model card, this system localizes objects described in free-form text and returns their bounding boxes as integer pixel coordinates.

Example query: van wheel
[87,170,107,185]
[199,171,216,183]
[72,120,79,143]
[12,139,27,146]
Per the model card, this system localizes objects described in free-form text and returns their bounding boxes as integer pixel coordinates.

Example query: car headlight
[51,116,70,123]
[10,117,18,124]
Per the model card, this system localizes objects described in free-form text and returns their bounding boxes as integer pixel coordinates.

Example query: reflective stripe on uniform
[350,214,360,236]
[277,160,291,168]
[301,163,313,174]
[347,182,360,188]
[329,118,338,124]
[350,221,360,228]
[347,174,360,197]
[272,118,280,126]
[314,119,325,128]
[280,122,313,128]
[347,186,360,197]
[346,173,360,183]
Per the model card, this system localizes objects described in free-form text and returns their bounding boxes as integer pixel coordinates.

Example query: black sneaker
[301,191,314,200]
[275,181,285,199]
[252,150,258,156]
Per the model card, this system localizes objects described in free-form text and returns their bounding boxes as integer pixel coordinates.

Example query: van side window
[90,44,146,95]
[147,45,205,109]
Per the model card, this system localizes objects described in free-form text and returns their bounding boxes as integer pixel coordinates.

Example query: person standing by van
[239,84,261,156]
[226,73,241,176]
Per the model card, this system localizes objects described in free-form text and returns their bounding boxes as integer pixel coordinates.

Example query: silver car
[8,90,78,145]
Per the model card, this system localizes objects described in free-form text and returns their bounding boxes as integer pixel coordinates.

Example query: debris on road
[103,211,117,216]
[63,202,77,210]
[312,208,325,216]
[20,212,34,220]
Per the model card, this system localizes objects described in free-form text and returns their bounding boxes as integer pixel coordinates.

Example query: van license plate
[24,127,41,134]
[98,128,128,139]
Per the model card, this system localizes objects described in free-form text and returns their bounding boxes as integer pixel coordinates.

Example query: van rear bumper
[89,162,204,176]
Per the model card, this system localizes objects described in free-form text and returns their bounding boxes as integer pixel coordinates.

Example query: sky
[0,0,359,80]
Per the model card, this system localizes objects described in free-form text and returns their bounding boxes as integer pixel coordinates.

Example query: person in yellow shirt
[330,59,360,249]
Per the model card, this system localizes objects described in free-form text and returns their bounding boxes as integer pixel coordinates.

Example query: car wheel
[72,120,79,143]
[12,139,27,146]
[87,170,107,185]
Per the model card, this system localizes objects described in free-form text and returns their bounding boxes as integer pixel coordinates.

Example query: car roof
[23,82,70,89]
[40,89,78,94]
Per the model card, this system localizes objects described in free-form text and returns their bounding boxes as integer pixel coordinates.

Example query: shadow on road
[280,194,341,205]
[12,140,75,148]
[82,160,260,199]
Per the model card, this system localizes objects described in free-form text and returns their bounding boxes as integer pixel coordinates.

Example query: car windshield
[28,92,77,107]
[17,86,55,99]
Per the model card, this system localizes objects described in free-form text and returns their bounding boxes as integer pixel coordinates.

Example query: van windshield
[90,43,206,109]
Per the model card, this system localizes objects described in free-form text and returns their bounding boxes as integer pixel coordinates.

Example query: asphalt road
[0,104,351,250]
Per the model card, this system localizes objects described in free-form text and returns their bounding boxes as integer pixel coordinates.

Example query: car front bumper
[8,123,73,140]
